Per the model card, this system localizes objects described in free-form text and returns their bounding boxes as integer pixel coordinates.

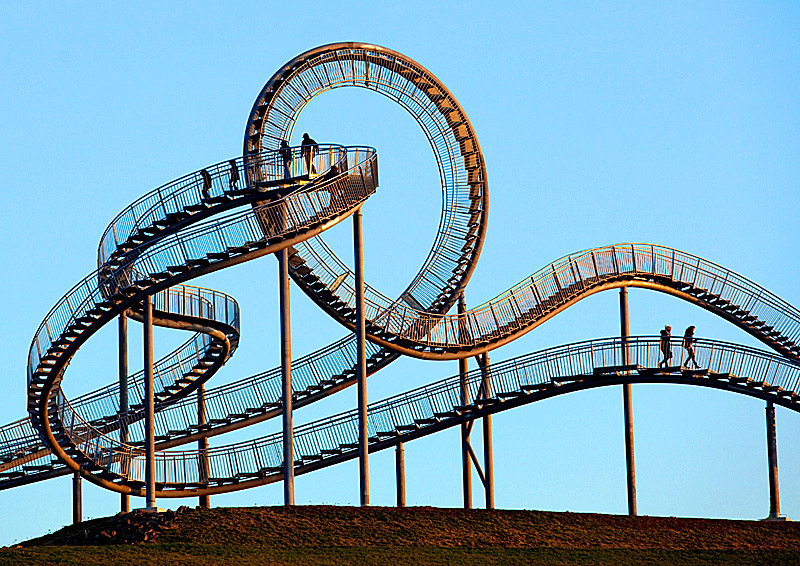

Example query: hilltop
[2,505,798,565]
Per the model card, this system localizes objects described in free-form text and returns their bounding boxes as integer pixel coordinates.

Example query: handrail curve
[314,243,800,361]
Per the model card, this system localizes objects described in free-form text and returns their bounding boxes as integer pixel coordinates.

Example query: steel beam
[481,353,494,509]
[620,287,637,516]
[118,311,129,513]
[354,208,369,506]
[72,471,81,524]
[766,401,782,519]
[458,294,472,509]
[143,295,156,509]
[396,443,406,507]
[279,247,294,506]
[198,384,210,509]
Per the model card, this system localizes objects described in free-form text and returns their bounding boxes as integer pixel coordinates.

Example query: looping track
[6,42,799,498]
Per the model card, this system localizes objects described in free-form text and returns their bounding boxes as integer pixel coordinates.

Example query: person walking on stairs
[682,325,700,369]
[658,325,673,368]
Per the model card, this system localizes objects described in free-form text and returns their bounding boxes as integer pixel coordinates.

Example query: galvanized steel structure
[0,43,795,520]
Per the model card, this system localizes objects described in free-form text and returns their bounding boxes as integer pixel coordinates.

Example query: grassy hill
[1,505,798,565]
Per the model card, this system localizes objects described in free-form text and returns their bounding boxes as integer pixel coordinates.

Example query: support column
[143,295,156,510]
[354,208,369,506]
[766,401,782,519]
[198,384,210,509]
[72,471,82,524]
[459,295,472,509]
[620,287,637,516]
[118,311,129,513]
[396,443,406,508]
[481,354,494,509]
[279,247,294,506]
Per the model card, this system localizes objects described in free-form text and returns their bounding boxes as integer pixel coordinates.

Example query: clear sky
[1,1,799,546]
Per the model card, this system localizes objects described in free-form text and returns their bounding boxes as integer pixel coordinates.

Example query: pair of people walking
[659,325,700,369]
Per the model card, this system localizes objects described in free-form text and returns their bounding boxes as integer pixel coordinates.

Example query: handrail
[318,243,800,358]
[97,145,349,266]
[20,336,795,491]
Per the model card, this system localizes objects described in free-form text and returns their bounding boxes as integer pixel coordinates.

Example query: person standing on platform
[658,325,673,368]
[301,133,318,175]
[682,325,700,369]
[279,140,293,179]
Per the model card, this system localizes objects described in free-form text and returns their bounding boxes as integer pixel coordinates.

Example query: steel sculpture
[0,43,797,520]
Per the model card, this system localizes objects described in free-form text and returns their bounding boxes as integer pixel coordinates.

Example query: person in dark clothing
[200,169,212,199]
[682,325,700,369]
[300,133,318,175]
[279,140,292,179]
[658,325,673,368]
[228,159,240,191]
[322,164,339,181]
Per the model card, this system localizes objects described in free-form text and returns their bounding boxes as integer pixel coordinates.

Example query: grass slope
[2,505,798,565]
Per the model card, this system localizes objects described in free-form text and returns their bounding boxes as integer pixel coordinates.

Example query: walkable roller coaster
[2,43,799,516]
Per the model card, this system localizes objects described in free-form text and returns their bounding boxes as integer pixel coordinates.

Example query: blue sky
[1,1,799,546]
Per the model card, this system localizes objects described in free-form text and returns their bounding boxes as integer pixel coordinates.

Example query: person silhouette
[683,325,700,369]
[300,133,318,175]
[228,159,239,191]
[200,169,212,199]
[279,140,292,179]
[658,325,672,368]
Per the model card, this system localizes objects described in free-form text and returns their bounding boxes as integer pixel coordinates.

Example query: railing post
[72,471,82,524]
[354,207,369,506]
[118,311,129,513]
[396,443,406,508]
[143,295,157,510]
[765,401,784,520]
[458,294,472,509]
[481,353,494,509]
[198,384,210,509]
[620,287,637,516]
[279,247,294,506]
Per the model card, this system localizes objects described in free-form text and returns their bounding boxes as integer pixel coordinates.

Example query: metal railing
[97,146,350,266]
[25,147,378,484]
[43,337,796,487]
[246,43,487,315]
[345,244,800,354]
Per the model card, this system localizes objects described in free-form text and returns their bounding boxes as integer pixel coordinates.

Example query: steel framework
[0,44,795,517]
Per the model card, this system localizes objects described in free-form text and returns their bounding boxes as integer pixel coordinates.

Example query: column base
[761,514,789,522]
[138,506,167,513]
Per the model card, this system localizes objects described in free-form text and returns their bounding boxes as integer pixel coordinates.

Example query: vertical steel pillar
[118,311,129,513]
[279,248,294,506]
[396,443,406,508]
[72,471,82,524]
[620,287,637,516]
[766,401,781,519]
[354,208,370,506]
[198,384,210,509]
[459,295,472,509]
[481,354,494,509]
[143,295,156,509]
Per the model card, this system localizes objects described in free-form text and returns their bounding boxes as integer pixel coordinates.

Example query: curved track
[3,42,798,500]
